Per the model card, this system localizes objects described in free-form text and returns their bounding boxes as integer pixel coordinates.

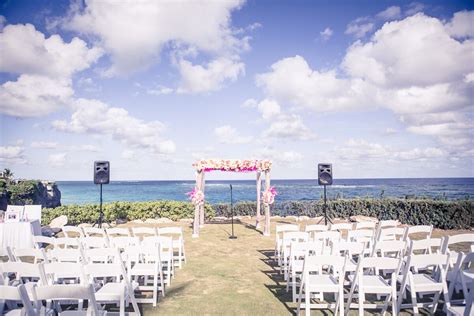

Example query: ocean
[57,178,474,205]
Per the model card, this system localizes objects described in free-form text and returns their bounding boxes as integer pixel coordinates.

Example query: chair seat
[306,275,339,292]
[408,274,444,292]
[360,275,392,293]
[95,282,125,301]
[130,263,157,275]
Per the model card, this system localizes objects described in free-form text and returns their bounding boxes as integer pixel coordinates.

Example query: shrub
[214,199,473,230]
[42,201,215,226]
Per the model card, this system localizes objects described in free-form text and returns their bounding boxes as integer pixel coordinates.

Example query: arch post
[199,172,206,228]
[192,171,202,238]
[255,171,262,229]
[263,170,271,236]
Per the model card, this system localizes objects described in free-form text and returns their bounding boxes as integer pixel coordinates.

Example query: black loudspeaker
[94,161,110,184]
[318,163,332,185]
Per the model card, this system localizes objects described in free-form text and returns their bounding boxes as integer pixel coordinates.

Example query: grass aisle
[143,220,292,315]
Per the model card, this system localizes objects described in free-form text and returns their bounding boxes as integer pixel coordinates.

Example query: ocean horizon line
[54,176,474,182]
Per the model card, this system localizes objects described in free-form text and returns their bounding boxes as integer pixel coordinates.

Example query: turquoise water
[57,178,474,205]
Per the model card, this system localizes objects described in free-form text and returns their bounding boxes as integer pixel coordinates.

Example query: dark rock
[116,218,128,225]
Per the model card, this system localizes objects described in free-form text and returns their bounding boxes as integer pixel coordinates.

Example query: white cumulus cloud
[376,6,401,20]
[0,146,26,165]
[31,141,58,149]
[320,27,333,40]
[214,125,252,144]
[52,98,175,155]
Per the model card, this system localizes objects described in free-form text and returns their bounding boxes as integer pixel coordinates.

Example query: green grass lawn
[139,219,471,315]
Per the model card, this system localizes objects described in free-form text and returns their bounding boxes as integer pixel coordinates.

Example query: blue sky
[0,0,473,181]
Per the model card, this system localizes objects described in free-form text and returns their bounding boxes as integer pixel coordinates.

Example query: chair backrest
[313,231,341,243]
[442,233,474,253]
[303,254,345,275]
[158,226,183,236]
[108,236,140,250]
[378,227,407,241]
[23,205,42,223]
[404,225,433,240]
[354,221,377,230]
[357,256,401,274]
[378,220,399,228]
[408,238,444,255]
[372,239,407,258]
[331,240,366,256]
[84,263,123,281]
[330,223,353,232]
[282,231,308,246]
[80,236,109,249]
[142,236,173,253]
[33,236,55,249]
[304,224,328,233]
[106,227,131,237]
[406,253,450,271]
[83,248,118,264]
[43,262,86,284]
[0,261,46,284]
[48,248,85,263]
[82,226,106,237]
[33,284,99,314]
[13,248,48,263]
[54,237,80,249]
[132,226,157,237]
[62,226,84,237]
[0,283,37,316]
[276,224,299,240]
[348,229,374,241]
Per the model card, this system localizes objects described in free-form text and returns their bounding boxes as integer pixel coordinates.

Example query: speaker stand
[93,184,111,228]
[317,185,333,225]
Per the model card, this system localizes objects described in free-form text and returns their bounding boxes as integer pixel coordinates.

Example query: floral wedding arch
[190,159,276,238]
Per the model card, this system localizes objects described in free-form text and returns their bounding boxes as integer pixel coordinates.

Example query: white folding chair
[33,236,56,249]
[62,226,85,238]
[447,254,474,316]
[287,240,325,303]
[442,234,474,296]
[297,254,345,316]
[33,284,102,315]
[372,239,407,259]
[275,224,299,265]
[83,227,107,238]
[281,232,308,280]
[84,262,133,316]
[379,220,399,228]
[403,225,433,241]
[448,252,474,306]
[106,227,131,237]
[398,253,451,314]
[0,283,37,316]
[346,256,402,315]
[158,226,187,268]
[142,236,174,284]
[124,245,165,306]
[132,226,157,238]
[407,238,444,255]
[12,248,48,264]
[80,236,109,249]
[348,229,375,250]
[0,247,15,262]
[313,231,341,252]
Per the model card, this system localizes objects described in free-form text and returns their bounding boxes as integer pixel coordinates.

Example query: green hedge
[42,198,473,229]
[215,199,473,230]
[42,201,215,226]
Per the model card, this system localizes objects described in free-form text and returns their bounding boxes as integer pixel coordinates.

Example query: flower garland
[193,159,272,173]
[187,187,205,206]
[262,186,278,205]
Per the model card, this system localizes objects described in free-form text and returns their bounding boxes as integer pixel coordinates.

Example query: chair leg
[358,289,364,316]
[292,275,297,303]
[409,288,419,315]
[297,285,302,315]
[305,287,310,316]
[339,288,344,316]
[430,291,441,314]
[381,293,390,315]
